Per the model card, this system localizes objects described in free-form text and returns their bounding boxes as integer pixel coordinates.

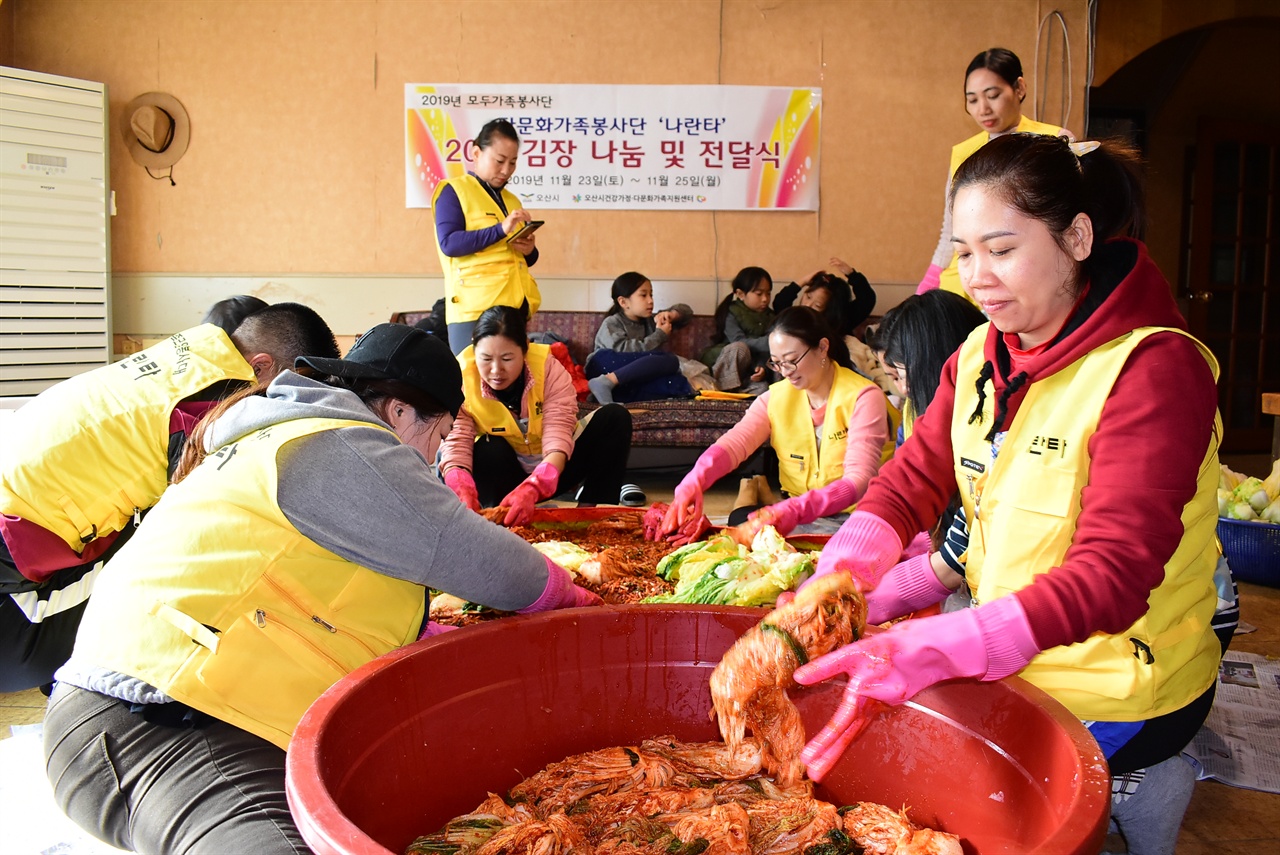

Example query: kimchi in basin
[286,606,1110,855]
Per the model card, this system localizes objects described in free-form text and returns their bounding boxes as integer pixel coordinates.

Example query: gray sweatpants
[1105,753,1198,855]
[43,683,310,854]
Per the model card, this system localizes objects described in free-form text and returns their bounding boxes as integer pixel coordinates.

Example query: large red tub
[287,606,1109,855]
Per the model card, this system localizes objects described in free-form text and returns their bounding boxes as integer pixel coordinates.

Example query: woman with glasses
[655,306,888,541]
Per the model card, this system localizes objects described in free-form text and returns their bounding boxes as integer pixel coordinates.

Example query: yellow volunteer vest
[768,365,878,506]
[940,116,1065,298]
[433,175,542,324]
[458,343,550,457]
[72,416,426,749]
[900,398,916,442]
[951,325,1221,720]
[0,325,254,552]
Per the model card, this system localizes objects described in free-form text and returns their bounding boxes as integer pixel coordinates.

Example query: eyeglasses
[767,347,810,374]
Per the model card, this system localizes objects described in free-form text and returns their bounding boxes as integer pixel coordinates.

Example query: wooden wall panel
[11,0,1089,293]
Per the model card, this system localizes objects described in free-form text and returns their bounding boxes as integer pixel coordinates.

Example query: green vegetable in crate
[1219,460,1280,523]
[645,526,814,607]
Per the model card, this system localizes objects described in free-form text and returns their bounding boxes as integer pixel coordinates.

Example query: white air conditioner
[0,66,111,396]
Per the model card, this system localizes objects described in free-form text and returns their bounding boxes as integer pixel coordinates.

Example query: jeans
[43,684,310,854]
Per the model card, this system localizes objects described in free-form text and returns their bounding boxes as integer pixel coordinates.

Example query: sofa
[392,309,752,456]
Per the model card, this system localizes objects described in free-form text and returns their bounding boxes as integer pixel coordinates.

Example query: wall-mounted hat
[121,92,190,168]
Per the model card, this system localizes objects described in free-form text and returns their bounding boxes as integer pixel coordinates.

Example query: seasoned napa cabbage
[645,526,814,607]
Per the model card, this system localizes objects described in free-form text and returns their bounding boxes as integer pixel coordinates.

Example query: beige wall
[10,0,1089,335]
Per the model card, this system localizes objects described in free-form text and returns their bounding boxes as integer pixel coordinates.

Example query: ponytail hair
[965,48,1024,96]
[950,133,1146,295]
[173,375,453,485]
[770,306,852,370]
[475,118,519,150]
[607,271,650,316]
[173,381,270,483]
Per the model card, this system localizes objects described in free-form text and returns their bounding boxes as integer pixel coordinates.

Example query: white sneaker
[620,483,646,507]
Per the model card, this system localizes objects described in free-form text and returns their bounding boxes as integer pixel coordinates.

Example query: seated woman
[43,323,597,855]
[441,305,636,524]
[586,271,692,404]
[655,307,888,541]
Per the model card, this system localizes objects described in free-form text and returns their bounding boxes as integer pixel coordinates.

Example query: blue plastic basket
[1217,517,1280,587]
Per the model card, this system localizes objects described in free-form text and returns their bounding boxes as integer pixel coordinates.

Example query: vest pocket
[778,454,810,493]
[195,610,347,737]
[980,466,1079,593]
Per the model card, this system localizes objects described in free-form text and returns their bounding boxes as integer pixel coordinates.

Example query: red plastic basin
[287,606,1109,855]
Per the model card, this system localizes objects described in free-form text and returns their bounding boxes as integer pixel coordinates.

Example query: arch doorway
[1091,18,1280,453]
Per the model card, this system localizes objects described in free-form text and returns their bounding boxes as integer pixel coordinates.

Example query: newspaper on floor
[1184,651,1280,794]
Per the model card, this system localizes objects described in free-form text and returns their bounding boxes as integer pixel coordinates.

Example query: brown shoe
[754,474,780,507]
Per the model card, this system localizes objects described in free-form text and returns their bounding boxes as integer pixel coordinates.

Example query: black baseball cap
[296,323,464,417]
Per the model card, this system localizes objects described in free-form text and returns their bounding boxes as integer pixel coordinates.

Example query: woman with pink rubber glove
[440,305,634,526]
[917,48,1072,299]
[42,323,599,854]
[654,307,888,545]
[800,134,1223,855]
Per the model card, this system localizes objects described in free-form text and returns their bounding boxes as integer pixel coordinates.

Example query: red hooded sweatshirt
[860,240,1219,651]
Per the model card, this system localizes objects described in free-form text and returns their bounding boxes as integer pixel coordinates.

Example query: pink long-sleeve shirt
[440,355,580,475]
[712,382,888,510]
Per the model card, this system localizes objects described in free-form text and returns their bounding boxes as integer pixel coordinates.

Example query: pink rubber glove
[517,558,603,613]
[501,461,561,527]
[864,552,955,624]
[794,595,1039,780]
[807,510,903,591]
[417,620,459,640]
[443,468,481,513]
[903,529,932,559]
[915,263,943,294]
[748,480,858,537]
[659,445,736,540]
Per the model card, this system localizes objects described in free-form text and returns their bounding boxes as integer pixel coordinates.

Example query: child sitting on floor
[700,266,777,394]
[586,272,692,404]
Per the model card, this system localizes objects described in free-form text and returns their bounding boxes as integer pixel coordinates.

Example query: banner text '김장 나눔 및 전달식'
[405,84,822,212]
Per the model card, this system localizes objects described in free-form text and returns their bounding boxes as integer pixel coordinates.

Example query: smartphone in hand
[506,220,545,242]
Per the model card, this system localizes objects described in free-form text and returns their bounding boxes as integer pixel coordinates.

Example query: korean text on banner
[405,84,821,211]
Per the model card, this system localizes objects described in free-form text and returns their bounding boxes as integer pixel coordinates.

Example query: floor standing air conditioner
[0,66,111,397]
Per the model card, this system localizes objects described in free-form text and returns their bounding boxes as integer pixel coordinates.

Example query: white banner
[405,84,821,211]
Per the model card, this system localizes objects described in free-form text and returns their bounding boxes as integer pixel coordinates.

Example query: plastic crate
[1218,517,1280,587]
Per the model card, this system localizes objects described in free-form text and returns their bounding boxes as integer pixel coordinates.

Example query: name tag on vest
[960,457,986,474]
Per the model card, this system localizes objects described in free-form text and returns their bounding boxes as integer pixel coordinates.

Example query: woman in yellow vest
[43,324,598,854]
[656,307,888,544]
[433,118,542,354]
[0,303,340,693]
[795,135,1221,855]
[441,305,636,525]
[917,48,1072,297]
